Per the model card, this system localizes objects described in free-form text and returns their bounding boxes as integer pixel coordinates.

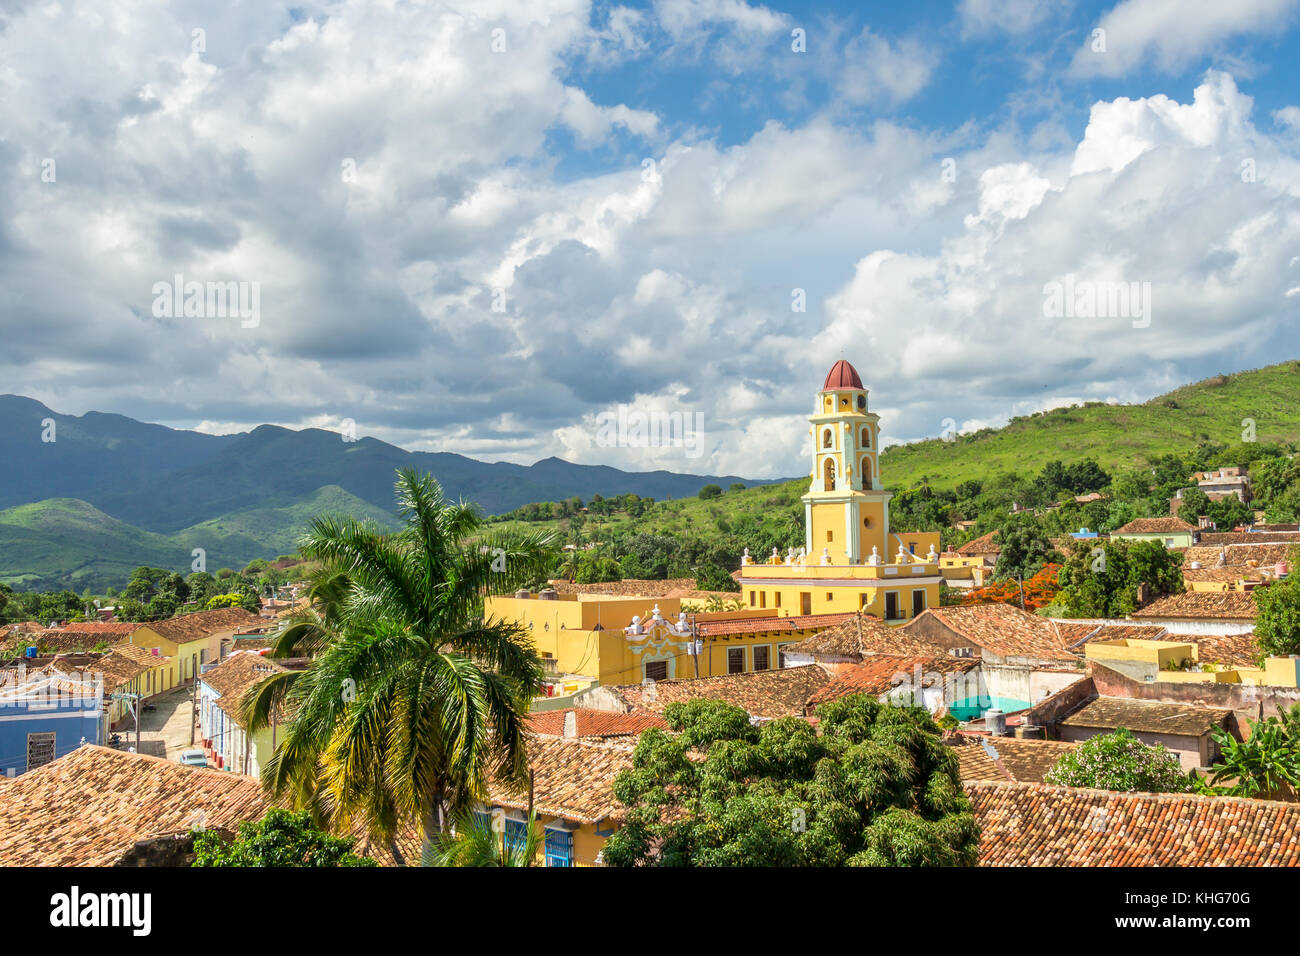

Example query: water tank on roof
[985,709,1006,736]
[24,646,37,658]
[538,588,558,601]
[514,590,530,599]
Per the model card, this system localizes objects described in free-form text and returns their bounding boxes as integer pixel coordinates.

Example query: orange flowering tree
[962,563,1061,611]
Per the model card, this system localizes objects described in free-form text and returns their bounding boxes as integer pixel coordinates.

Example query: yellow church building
[485,360,941,690]
[736,360,941,621]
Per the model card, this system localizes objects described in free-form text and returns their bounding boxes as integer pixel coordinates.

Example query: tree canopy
[601,696,978,867]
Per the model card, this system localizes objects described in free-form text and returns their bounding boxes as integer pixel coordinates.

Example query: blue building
[0,669,103,777]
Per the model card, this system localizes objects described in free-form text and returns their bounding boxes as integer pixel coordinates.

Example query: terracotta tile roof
[1182,567,1264,584]
[487,736,635,824]
[916,605,1078,662]
[947,735,1076,783]
[1113,517,1197,535]
[694,611,856,638]
[609,666,832,720]
[1051,620,1105,647]
[202,652,299,727]
[1199,531,1300,546]
[1149,631,1261,667]
[526,708,669,739]
[782,611,952,661]
[968,780,1300,866]
[1219,543,1294,566]
[0,746,270,866]
[1181,546,1223,567]
[2,620,141,654]
[1132,591,1258,620]
[135,608,265,645]
[955,530,1000,556]
[805,655,979,711]
[86,648,156,692]
[1059,697,1232,736]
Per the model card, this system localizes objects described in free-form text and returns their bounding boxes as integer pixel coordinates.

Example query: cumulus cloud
[1,1,1298,485]
[1071,0,1300,77]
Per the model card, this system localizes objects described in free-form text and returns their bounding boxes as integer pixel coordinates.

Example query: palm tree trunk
[419,794,450,866]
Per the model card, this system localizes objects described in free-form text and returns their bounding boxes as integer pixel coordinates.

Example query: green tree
[574,554,622,584]
[602,697,978,867]
[993,518,1056,581]
[697,484,723,500]
[695,563,740,593]
[1044,729,1192,793]
[424,809,543,867]
[1175,486,1210,520]
[243,469,559,857]
[1204,708,1300,800]
[1058,538,1183,618]
[1255,569,1300,657]
[192,808,376,867]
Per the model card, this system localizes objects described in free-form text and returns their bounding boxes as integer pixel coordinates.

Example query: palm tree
[424,809,544,867]
[242,468,560,856]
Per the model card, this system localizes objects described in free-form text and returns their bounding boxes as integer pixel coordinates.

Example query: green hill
[0,486,401,592]
[490,362,1300,541]
[173,485,400,557]
[880,362,1300,491]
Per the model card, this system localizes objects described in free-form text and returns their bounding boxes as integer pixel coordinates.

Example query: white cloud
[958,0,1056,38]
[2,1,1299,486]
[1071,0,1300,77]
[836,28,936,106]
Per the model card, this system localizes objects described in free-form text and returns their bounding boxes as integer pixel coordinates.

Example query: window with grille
[504,818,529,856]
[27,732,56,771]
[644,660,668,682]
[545,828,573,867]
[753,646,770,671]
[728,648,745,674]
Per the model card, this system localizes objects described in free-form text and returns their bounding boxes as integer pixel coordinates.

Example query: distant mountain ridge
[0,394,779,589]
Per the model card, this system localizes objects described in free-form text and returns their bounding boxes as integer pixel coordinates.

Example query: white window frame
[727,647,746,674]
[751,644,772,672]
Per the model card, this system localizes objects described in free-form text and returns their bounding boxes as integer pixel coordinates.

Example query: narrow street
[112,686,198,761]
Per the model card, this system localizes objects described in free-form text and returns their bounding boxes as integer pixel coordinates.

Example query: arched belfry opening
[823,457,836,491]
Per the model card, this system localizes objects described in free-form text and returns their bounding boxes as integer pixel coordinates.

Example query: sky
[1,0,1298,479]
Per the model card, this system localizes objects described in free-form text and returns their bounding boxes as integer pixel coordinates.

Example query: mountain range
[0,394,776,591]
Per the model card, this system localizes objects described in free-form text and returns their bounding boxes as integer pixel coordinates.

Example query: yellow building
[485,590,851,688]
[129,607,266,689]
[736,360,941,621]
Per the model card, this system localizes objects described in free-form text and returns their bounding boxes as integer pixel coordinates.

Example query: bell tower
[802,360,891,564]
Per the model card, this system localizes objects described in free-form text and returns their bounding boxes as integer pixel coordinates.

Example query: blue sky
[1,0,1298,479]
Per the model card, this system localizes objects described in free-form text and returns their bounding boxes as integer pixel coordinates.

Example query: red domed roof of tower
[822,360,864,390]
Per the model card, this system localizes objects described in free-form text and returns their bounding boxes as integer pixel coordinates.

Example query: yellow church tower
[803,360,891,564]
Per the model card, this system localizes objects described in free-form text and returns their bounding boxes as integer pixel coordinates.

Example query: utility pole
[190,661,200,746]
[690,614,700,679]
[1017,573,1026,611]
[135,696,141,752]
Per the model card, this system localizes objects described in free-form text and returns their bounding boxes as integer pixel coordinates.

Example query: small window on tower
[826,530,833,542]
[823,429,833,448]
[861,428,870,447]
[857,395,866,410]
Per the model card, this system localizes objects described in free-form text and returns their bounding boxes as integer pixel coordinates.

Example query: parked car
[178,749,208,768]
